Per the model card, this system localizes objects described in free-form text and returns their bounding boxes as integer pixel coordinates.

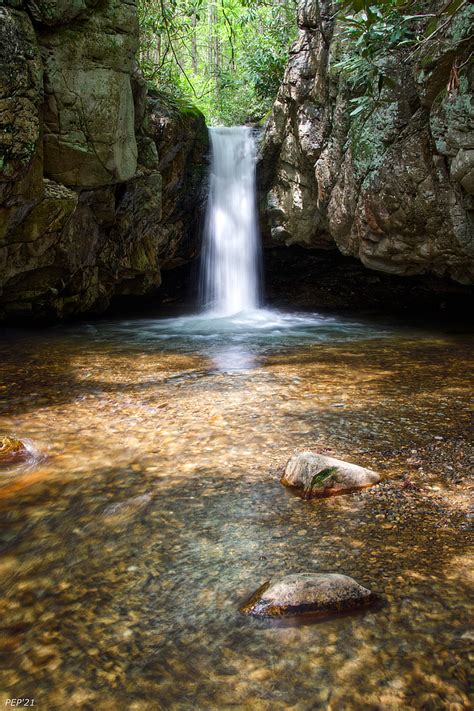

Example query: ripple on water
[0,311,472,709]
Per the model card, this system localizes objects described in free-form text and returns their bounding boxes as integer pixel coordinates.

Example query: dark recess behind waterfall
[106,245,474,328]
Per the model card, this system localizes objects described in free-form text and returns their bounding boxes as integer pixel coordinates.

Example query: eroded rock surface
[240,573,376,618]
[0,1,208,321]
[40,0,138,187]
[282,451,380,498]
[0,4,43,187]
[261,0,474,284]
[145,91,209,269]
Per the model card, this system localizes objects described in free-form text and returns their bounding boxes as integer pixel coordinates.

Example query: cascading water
[101,127,381,372]
[200,127,262,315]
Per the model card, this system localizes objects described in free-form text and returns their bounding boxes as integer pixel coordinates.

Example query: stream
[0,309,472,709]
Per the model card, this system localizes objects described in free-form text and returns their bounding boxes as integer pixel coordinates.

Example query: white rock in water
[282,451,380,498]
[240,573,377,618]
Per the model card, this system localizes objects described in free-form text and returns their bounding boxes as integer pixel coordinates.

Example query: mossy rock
[282,451,380,498]
[0,436,29,466]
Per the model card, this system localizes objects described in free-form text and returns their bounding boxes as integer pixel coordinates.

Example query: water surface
[0,309,472,710]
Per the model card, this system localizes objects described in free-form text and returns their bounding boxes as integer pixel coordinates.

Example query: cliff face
[0,0,208,320]
[261,0,474,284]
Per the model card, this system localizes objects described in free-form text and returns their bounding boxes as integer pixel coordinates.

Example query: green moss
[147,84,204,123]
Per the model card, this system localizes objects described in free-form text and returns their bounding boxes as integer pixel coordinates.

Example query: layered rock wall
[0,0,208,320]
[261,0,474,284]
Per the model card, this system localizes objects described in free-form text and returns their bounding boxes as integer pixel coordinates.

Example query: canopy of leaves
[138,0,298,125]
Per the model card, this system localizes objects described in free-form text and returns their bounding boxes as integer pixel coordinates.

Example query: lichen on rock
[0,0,209,322]
[261,0,474,284]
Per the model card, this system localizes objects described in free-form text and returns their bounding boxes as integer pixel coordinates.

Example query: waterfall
[200,126,262,315]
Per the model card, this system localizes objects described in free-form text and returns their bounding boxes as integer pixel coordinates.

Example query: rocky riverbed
[0,313,472,709]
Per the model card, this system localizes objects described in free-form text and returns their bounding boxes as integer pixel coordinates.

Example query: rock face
[282,452,380,498]
[144,91,210,269]
[240,573,376,618]
[0,1,208,321]
[261,0,474,284]
[40,0,139,187]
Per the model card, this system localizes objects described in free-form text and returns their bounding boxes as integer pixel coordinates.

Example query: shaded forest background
[137,0,471,125]
[137,0,298,124]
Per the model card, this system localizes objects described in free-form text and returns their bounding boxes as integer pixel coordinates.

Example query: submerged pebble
[101,494,153,526]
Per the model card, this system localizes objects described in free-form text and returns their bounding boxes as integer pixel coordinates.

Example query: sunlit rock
[282,451,380,498]
[0,436,29,467]
[240,573,376,618]
[260,0,474,284]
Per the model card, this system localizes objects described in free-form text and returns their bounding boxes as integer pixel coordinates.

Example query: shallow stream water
[0,308,472,710]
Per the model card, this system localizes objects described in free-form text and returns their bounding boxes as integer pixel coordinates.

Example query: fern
[304,466,339,496]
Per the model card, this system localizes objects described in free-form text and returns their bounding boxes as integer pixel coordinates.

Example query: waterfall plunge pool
[0,124,472,709]
[0,317,472,709]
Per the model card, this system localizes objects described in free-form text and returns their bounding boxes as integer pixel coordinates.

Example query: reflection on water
[69,308,389,372]
[0,309,472,709]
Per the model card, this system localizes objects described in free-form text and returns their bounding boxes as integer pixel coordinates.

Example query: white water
[200,126,261,315]
[80,126,388,372]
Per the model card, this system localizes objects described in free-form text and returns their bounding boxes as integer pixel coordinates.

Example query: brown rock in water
[240,573,376,618]
[0,436,29,467]
[282,451,380,498]
[101,493,152,527]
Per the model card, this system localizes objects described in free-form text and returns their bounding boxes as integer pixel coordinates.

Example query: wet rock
[0,436,29,467]
[282,451,380,498]
[0,3,208,323]
[240,573,376,618]
[0,5,43,184]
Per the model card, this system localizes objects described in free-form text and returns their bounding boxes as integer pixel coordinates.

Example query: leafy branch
[334,0,472,120]
[303,467,338,498]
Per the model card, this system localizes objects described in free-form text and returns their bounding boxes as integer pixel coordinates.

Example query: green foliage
[334,0,471,120]
[304,467,338,497]
[137,0,297,125]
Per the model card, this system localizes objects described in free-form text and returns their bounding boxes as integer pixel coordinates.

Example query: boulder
[240,573,376,618]
[40,0,138,187]
[261,0,474,284]
[0,436,29,466]
[282,451,380,498]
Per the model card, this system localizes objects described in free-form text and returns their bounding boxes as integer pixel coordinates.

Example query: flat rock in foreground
[240,573,376,618]
[282,451,380,498]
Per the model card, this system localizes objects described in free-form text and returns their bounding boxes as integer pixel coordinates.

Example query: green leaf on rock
[305,467,339,495]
